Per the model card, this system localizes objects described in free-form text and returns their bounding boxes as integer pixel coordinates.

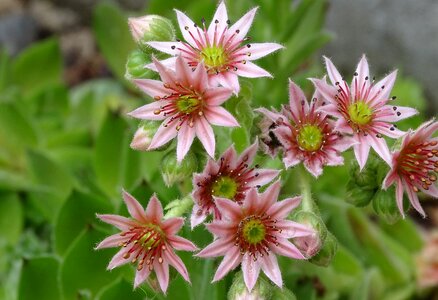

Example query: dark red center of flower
[397,140,437,192]
[172,18,252,75]
[235,214,281,260]
[119,223,166,271]
[153,83,204,130]
[196,155,260,218]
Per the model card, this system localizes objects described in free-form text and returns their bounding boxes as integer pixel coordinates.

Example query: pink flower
[191,140,280,228]
[257,80,354,177]
[311,55,418,170]
[146,1,283,94]
[383,120,438,217]
[128,56,239,161]
[96,190,198,293]
[197,181,313,291]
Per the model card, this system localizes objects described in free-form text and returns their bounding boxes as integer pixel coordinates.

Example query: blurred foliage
[0,0,434,299]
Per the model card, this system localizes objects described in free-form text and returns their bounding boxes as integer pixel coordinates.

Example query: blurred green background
[0,0,437,299]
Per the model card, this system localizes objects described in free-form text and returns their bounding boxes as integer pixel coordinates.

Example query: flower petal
[107,248,133,270]
[152,57,177,86]
[204,106,239,127]
[145,194,164,221]
[145,57,177,72]
[228,7,257,41]
[154,260,170,293]
[323,56,343,85]
[243,42,284,60]
[164,249,191,282]
[196,236,234,257]
[215,197,242,220]
[249,168,280,187]
[190,204,208,228]
[96,214,135,230]
[162,217,184,235]
[208,1,228,42]
[148,117,179,150]
[206,221,234,237]
[276,220,314,238]
[255,107,285,123]
[212,246,241,282]
[175,55,193,86]
[134,265,151,288]
[216,72,240,94]
[204,87,233,105]
[368,70,397,106]
[353,135,370,170]
[238,139,259,165]
[260,180,281,211]
[195,116,216,158]
[272,238,306,259]
[95,233,125,249]
[405,179,426,217]
[146,41,180,56]
[242,253,261,292]
[177,124,196,162]
[261,254,282,288]
[168,236,198,252]
[122,190,147,222]
[234,61,272,78]
[374,105,418,123]
[267,196,301,219]
[132,79,170,99]
[289,79,308,120]
[128,100,169,121]
[310,78,337,105]
[367,135,391,165]
[395,179,405,218]
[351,55,370,100]
[174,9,198,47]
[304,158,323,178]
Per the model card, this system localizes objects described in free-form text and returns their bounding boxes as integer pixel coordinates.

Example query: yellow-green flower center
[176,95,201,114]
[137,224,164,249]
[200,46,227,69]
[211,176,238,199]
[297,125,323,152]
[348,101,373,126]
[242,219,266,245]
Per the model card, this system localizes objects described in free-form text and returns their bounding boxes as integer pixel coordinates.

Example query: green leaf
[18,256,61,300]
[54,190,112,256]
[0,193,23,245]
[93,113,141,199]
[93,3,135,83]
[0,49,11,92]
[96,278,146,300]
[12,39,62,95]
[26,150,74,222]
[60,228,122,300]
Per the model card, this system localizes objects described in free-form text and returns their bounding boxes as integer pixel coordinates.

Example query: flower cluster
[95,0,438,296]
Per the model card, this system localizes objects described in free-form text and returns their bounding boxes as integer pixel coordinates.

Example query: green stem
[298,165,316,213]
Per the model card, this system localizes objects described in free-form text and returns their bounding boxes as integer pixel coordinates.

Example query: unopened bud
[228,271,272,300]
[271,287,297,300]
[164,195,193,219]
[372,187,402,224]
[161,151,197,187]
[345,180,376,207]
[128,15,175,52]
[309,232,338,267]
[292,211,327,258]
[130,121,161,151]
[125,50,155,80]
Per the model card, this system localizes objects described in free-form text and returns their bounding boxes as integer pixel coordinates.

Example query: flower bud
[130,121,161,151]
[346,156,381,207]
[292,211,327,258]
[128,15,175,52]
[164,195,193,219]
[309,232,338,267]
[271,287,297,300]
[372,187,402,224]
[345,180,377,207]
[228,271,272,300]
[125,50,155,80]
[161,151,198,187]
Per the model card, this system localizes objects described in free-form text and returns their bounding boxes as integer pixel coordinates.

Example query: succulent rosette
[311,55,418,169]
[128,56,239,161]
[383,120,438,217]
[191,140,280,228]
[96,191,197,292]
[146,1,283,94]
[197,181,313,291]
